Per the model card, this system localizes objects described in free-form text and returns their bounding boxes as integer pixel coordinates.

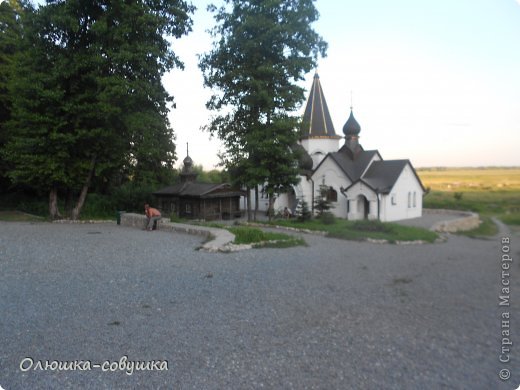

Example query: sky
[165,0,520,170]
[29,0,520,170]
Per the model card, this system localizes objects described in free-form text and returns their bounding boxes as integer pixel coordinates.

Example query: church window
[413,192,417,207]
[391,194,396,205]
[326,187,338,202]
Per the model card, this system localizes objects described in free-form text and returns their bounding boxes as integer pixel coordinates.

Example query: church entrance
[287,188,297,212]
[357,194,370,219]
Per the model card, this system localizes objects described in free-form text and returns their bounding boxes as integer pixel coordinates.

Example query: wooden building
[153,153,244,220]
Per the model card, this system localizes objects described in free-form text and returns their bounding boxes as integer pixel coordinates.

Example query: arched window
[413,192,417,207]
[326,187,337,202]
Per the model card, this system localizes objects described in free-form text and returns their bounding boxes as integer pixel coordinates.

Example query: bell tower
[300,72,342,168]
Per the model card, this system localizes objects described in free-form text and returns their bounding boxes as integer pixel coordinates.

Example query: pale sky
[29,0,520,170]
[166,0,520,170]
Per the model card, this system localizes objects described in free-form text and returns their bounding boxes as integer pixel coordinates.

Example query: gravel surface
[0,221,519,389]
[391,212,465,230]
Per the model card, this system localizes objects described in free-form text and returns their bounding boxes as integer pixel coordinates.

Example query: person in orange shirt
[144,204,162,231]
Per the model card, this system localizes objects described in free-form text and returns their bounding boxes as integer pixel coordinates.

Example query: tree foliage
[1,0,194,218]
[199,0,327,219]
[0,0,27,190]
[314,184,334,216]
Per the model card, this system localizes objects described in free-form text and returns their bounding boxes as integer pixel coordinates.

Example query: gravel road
[0,221,518,389]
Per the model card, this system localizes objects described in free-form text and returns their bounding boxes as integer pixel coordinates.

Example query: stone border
[119,213,244,253]
[52,219,115,224]
[424,208,481,232]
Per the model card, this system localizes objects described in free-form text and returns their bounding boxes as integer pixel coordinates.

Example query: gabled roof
[361,160,409,193]
[344,159,425,194]
[154,182,244,199]
[301,73,341,139]
[316,149,381,182]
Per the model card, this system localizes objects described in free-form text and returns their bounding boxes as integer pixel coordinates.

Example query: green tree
[314,184,333,216]
[199,0,327,221]
[295,197,311,222]
[0,0,27,191]
[3,0,194,219]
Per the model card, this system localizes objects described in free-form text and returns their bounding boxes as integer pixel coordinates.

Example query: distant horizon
[191,164,520,172]
[166,0,520,170]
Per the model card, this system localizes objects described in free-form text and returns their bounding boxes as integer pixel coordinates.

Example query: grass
[228,226,306,248]
[268,218,439,243]
[455,215,498,238]
[418,167,520,228]
[0,211,45,222]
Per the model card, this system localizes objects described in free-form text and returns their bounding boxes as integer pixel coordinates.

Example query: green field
[418,167,520,228]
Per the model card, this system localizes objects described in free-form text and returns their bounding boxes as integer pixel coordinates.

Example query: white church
[251,72,425,222]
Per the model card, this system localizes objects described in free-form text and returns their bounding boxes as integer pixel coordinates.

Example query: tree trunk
[49,186,61,220]
[246,186,252,222]
[268,193,274,222]
[71,156,96,220]
[254,185,259,222]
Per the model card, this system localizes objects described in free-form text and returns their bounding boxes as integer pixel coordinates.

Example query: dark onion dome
[183,154,193,168]
[291,143,313,171]
[343,109,361,137]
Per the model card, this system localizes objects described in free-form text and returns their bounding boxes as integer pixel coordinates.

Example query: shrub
[320,212,336,225]
[453,192,463,201]
[111,182,155,212]
[80,193,115,219]
[295,199,312,222]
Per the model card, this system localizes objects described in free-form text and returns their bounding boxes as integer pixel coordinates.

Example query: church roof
[360,160,409,193]
[349,160,425,194]
[154,182,245,199]
[301,73,341,139]
[323,149,381,182]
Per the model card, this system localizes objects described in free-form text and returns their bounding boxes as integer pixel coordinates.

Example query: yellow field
[416,168,520,227]
[417,167,520,192]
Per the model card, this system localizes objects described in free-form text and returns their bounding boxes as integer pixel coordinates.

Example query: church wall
[300,138,340,168]
[312,158,351,218]
[245,174,313,215]
[380,164,424,222]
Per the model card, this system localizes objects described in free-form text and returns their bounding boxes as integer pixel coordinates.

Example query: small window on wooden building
[391,194,397,205]
[413,192,417,208]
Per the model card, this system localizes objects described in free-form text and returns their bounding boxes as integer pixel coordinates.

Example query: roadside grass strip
[267,219,439,244]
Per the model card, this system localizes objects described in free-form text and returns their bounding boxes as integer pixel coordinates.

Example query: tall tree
[0,0,27,191]
[3,0,194,218]
[199,0,327,220]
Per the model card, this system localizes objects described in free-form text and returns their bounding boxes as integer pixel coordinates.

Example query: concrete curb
[119,213,243,253]
[425,209,481,232]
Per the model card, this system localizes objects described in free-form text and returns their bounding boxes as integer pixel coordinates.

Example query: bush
[453,192,463,201]
[80,193,115,219]
[0,192,47,216]
[111,183,156,213]
[320,212,336,225]
[295,199,312,222]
